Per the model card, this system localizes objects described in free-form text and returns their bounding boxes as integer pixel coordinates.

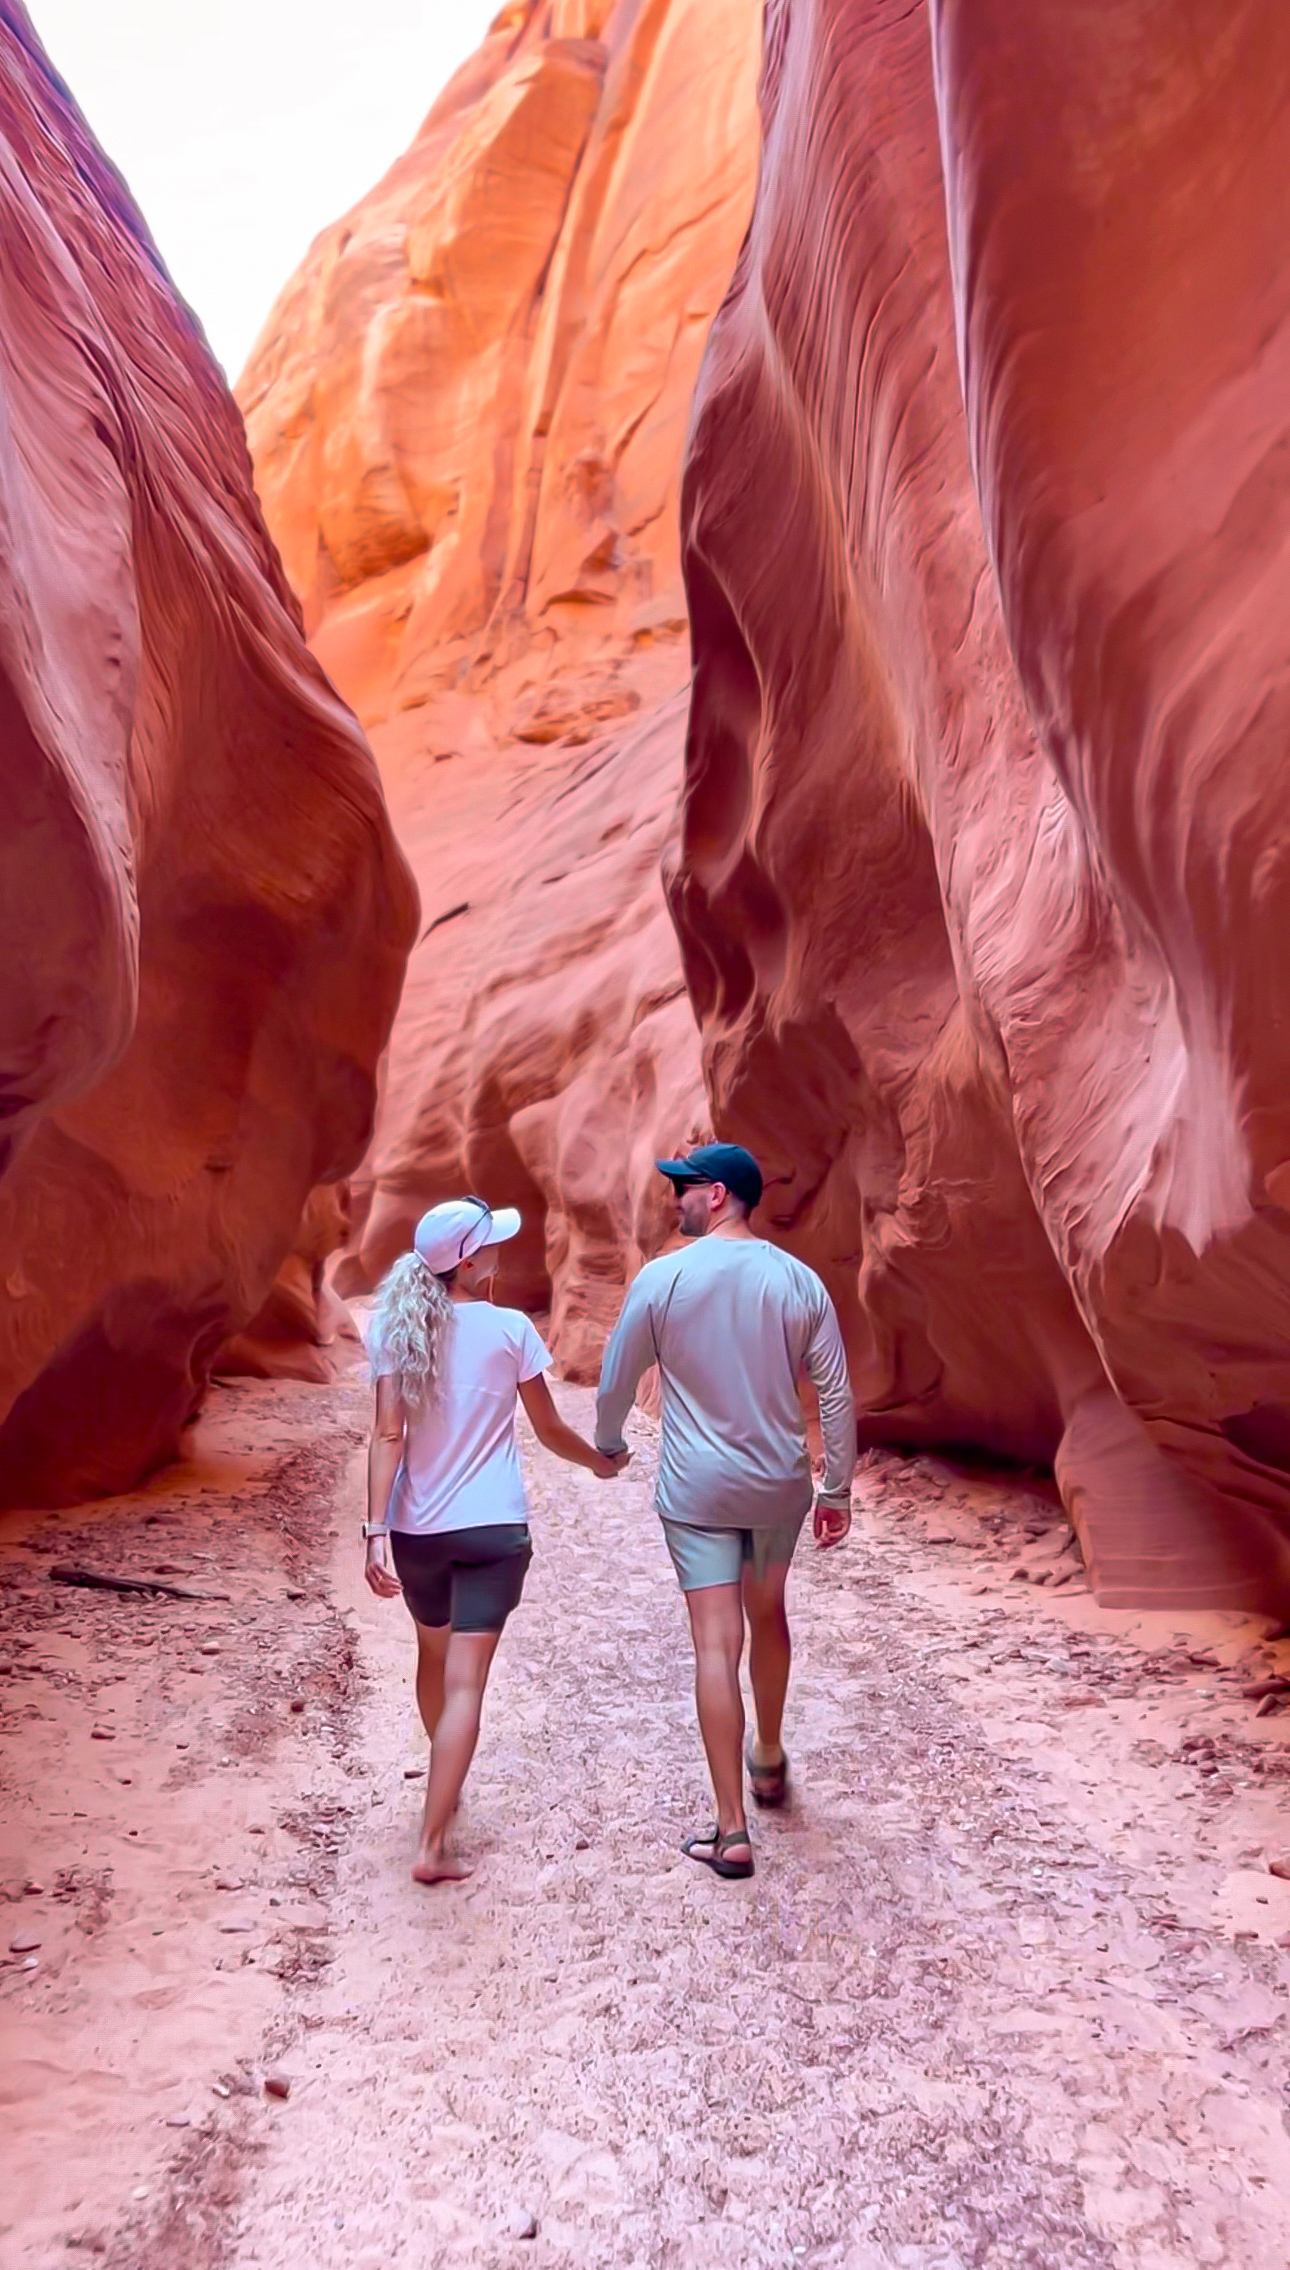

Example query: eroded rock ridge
[239,0,763,1356]
[0,3,417,1504]
[675,0,1290,1606]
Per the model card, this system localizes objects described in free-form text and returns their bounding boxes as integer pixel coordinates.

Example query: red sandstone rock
[0,3,417,1506]
[675,0,1290,1609]
[340,686,711,1377]
[214,1186,360,1386]
[240,0,761,1342]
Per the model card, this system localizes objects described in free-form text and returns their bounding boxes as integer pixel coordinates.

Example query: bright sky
[28,0,501,381]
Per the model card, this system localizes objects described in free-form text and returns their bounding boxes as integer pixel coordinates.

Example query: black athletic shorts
[389,1525,532,1633]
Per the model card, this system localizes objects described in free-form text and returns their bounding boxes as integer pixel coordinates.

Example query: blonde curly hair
[370,1251,456,1405]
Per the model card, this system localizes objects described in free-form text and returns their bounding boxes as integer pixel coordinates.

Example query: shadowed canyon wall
[0,3,417,1505]
[239,0,763,1359]
[674,0,1290,1607]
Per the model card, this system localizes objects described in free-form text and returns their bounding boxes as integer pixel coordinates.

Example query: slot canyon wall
[0,3,417,1506]
[238,0,764,1369]
[673,0,1290,1607]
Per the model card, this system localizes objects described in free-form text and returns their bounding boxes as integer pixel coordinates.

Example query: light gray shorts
[660,1507,808,1592]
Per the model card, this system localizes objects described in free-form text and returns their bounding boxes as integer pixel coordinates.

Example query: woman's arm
[519,1373,629,1478]
[364,1376,406,1597]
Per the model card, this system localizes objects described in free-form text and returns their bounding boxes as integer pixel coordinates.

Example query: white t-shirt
[372,1302,552,1535]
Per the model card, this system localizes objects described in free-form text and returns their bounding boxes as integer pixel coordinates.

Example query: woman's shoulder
[465,1302,545,1343]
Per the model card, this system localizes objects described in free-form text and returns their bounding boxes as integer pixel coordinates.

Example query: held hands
[813,1492,852,1550]
[590,1446,632,1481]
[364,1537,402,1599]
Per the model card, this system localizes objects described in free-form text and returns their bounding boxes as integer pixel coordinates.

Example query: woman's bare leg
[413,1630,501,1884]
[414,1620,450,1741]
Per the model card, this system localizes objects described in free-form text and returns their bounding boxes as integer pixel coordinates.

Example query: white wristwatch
[361,1522,389,1541]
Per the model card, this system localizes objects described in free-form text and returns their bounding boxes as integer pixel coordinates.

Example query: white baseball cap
[413,1196,522,1276]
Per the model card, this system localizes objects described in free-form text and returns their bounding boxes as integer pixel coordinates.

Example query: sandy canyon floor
[5,1371,1290,2269]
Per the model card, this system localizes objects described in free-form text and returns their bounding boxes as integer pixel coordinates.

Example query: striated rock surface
[240,0,762,1338]
[0,3,417,1506]
[675,0,1290,1607]
[213,1187,361,1386]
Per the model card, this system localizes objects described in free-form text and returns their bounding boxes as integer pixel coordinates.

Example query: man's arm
[595,1271,659,1453]
[802,1291,857,1544]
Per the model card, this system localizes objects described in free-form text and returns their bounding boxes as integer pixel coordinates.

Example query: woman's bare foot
[411,1846,473,1885]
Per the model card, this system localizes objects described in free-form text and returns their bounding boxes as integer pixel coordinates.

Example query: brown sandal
[746,1740,788,1807]
[681,1825,755,1880]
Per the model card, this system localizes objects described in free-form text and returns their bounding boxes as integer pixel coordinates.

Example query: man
[596,1142,856,1879]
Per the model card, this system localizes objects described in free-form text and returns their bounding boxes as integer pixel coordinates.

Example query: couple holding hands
[363,1143,856,1886]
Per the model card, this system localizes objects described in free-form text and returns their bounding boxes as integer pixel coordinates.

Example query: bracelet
[361,1522,389,1541]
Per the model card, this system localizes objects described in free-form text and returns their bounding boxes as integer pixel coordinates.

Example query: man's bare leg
[413,1629,501,1885]
[742,1560,792,1770]
[683,1582,751,1860]
[414,1620,450,1741]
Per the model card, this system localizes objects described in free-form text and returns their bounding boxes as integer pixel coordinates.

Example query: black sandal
[746,1739,788,1808]
[681,1825,755,1880]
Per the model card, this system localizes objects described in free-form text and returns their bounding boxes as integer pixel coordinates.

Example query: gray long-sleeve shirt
[595,1234,857,1529]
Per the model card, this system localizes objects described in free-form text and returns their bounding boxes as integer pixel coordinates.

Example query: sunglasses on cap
[458,1195,492,1259]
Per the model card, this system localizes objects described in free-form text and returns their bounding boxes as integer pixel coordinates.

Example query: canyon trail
[6,1372,1290,2268]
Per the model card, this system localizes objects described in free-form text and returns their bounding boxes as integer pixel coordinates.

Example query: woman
[363,1196,624,1883]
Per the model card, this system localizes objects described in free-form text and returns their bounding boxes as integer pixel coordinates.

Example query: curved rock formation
[0,3,417,1506]
[674,0,1290,1607]
[240,0,762,1339]
[213,1186,361,1386]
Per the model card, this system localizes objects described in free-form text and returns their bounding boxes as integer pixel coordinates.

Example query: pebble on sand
[90,1727,116,1740]
[199,1641,222,1656]
[502,2208,539,2241]
[218,1917,255,1934]
[289,1699,306,1714]
[9,1929,41,1953]
[263,2071,291,2100]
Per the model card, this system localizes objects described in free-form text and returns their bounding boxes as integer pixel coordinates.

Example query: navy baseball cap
[656,1142,763,1210]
